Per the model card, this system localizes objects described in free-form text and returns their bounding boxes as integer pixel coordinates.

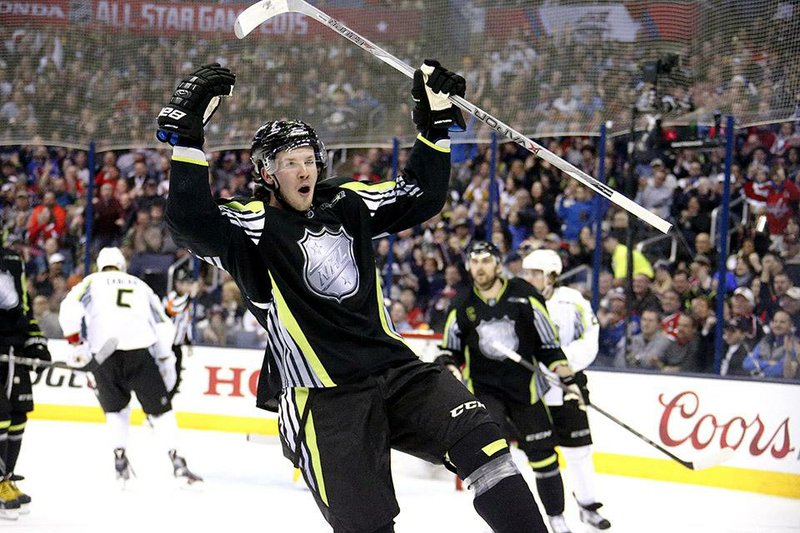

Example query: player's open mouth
[298,185,311,195]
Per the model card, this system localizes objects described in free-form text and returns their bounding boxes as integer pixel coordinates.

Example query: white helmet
[522,249,562,277]
[97,247,126,272]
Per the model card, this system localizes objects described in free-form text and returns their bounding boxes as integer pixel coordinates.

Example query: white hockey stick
[491,342,735,471]
[234,0,672,234]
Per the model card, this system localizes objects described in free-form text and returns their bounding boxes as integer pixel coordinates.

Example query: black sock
[6,432,21,474]
[473,475,547,533]
[535,469,566,516]
[6,415,25,473]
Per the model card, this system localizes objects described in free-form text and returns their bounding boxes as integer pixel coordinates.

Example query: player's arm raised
[157,63,237,262]
[339,60,465,236]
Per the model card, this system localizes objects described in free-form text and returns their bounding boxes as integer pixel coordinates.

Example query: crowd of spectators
[2,114,800,381]
[1,1,798,148]
[1,1,800,381]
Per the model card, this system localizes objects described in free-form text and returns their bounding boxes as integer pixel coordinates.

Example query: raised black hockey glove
[23,336,51,375]
[411,59,466,133]
[560,373,588,408]
[156,63,235,147]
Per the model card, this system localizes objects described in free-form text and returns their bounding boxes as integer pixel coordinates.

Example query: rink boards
[29,337,800,499]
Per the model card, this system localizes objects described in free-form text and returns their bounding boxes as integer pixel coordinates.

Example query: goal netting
[2,0,798,150]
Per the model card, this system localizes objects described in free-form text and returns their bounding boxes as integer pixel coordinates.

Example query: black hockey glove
[23,336,51,375]
[156,63,235,147]
[434,350,463,381]
[573,371,590,406]
[560,373,588,408]
[434,350,458,368]
[411,59,466,133]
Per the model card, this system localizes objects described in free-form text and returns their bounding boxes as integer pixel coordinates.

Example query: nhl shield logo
[299,226,360,302]
[476,316,519,361]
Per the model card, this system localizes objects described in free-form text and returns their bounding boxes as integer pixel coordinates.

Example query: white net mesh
[1,0,798,149]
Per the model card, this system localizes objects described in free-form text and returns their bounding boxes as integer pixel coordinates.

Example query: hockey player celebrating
[0,234,52,518]
[157,62,549,532]
[522,248,611,530]
[57,247,202,486]
[439,241,584,533]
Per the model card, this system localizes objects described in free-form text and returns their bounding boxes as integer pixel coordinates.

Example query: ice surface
[8,420,800,532]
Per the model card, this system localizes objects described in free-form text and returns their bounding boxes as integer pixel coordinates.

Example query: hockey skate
[547,514,572,533]
[114,447,135,487]
[169,450,203,486]
[3,476,30,514]
[578,501,611,530]
[0,479,20,521]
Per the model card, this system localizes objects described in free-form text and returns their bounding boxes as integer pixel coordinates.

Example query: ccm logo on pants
[450,400,486,418]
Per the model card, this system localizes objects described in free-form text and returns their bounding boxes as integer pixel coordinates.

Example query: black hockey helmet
[250,120,327,183]
[466,240,502,263]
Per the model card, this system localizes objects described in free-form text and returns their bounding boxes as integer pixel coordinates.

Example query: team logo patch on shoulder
[299,226,360,302]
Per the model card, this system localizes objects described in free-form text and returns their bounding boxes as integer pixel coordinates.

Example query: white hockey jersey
[541,286,599,405]
[58,271,174,356]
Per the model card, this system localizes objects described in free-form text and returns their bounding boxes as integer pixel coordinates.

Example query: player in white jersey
[58,247,201,486]
[522,249,611,530]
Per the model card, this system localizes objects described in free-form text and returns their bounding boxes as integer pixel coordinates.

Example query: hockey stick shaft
[0,353,83,371]
[490,343,718,470]
[0,337,118,373]
[235,0,672,234]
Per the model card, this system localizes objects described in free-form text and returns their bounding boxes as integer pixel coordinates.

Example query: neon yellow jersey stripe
[375,269,405,342]
[21,267,29,314]
[339,180,397,192]
[575,301,588,340]
[294,388,328,505]
[474,278,508,305]
[172,146,208,166]
[172,155,208,166]
[269,273,335,387]
[530,373,539,405]
[222,200,265,212]
[482,439,508,457]
[529,454,558,469]
[464,345,473,393]
[441,309,457,348]
[416,133,451,153]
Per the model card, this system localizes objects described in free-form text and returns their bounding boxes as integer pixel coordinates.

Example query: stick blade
[235,0,292,39]
[690,447,736,471]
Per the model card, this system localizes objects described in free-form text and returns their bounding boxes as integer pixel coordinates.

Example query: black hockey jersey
[0,248,46,347]
[440,277,568,404]
[166,134,450,399]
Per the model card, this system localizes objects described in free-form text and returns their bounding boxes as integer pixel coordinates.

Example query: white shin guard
[106,406,131,450]
[148,410,178,452]
[560,445,597,506]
